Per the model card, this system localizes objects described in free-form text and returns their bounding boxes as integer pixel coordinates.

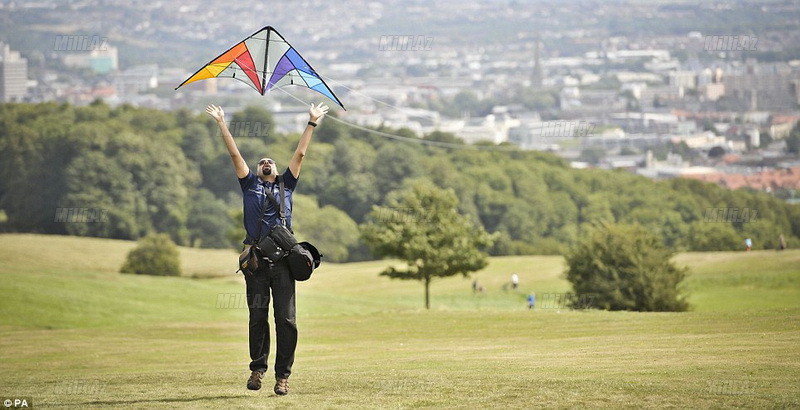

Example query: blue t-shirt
[239,168,298,244]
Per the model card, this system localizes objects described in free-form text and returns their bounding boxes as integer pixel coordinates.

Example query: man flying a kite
[206,101,329,395]
[181,26,339,394]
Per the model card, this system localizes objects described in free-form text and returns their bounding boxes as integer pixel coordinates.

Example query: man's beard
[261,165,272,176]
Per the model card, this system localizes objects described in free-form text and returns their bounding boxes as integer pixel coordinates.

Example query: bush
[565,222,689,312]
[120,233,181,276]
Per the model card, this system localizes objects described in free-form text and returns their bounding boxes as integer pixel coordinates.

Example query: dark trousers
[245,259,297,379]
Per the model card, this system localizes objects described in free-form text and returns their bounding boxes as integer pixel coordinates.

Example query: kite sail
[175,26,345,110]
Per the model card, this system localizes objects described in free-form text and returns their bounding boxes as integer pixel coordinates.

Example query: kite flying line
[275,87,521,151]
[306,74,530,151]
[317,73,439,120]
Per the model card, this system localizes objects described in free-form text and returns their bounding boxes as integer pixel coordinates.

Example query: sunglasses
[258,159,275,165]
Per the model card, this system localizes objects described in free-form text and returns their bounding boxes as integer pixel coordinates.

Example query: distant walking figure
[744,237,752,251]
[472,279,485,293]
[511,273,519,290]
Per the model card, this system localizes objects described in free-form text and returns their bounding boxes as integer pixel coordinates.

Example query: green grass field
[0,233,798,408]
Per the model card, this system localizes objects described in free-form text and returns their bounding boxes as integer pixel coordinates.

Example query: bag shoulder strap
[249,186,272,244]
[263,175,290,230]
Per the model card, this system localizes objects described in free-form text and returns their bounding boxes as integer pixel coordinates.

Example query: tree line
[1,101,798,261]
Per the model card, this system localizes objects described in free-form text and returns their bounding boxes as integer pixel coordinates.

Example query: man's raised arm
[289,103,329,179]
[206,104,249,179]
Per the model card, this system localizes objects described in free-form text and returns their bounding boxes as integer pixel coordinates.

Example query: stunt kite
[176,26,345,110]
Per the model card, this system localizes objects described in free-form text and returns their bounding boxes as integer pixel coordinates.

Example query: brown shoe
[274,377,289,395]
[247,369,265,390]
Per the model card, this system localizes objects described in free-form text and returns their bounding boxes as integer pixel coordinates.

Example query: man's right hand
[205,104,225,123]
[206,104,249,179]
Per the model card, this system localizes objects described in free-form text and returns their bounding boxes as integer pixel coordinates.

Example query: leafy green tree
[230,106,276,143]
[424,130,464,145]
[120,233,181,276]
[361,181,495,308]
[496,199,548,245]
[686,222,741,251]
[291,141,335,195]
[708,146,726,158]
[474,184,513,233]
[513,87,557,111]
[579,193,615,225]
[1,101,799,259]
[117,106,182,144]
[313,112,348,143]
[789,204,800,240]
[373,144,422,197]
[0,103,77,233]
[292,194,360,262]
[228,208,247,249]
[433,90,492,117]
[182,122,214,165]
[740,219,786,250]
[319,138,380,222]
[111,131,195,245]
[186,188,235,248]
[0,123,62,233]
[75,99,112,121]
[565,222,689,312]
[623,208,689,249]
[60,151,141,239]
[201,150,242,200]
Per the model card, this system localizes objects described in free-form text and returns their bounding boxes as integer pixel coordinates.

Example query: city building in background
[0,43,27,102]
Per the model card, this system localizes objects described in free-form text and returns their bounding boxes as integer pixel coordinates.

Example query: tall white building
[0,43,28,102]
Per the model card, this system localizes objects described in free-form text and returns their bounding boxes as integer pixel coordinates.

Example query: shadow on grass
[80,394,250,406]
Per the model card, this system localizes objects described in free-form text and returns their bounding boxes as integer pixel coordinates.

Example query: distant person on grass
[207,102,329,396]
[472,279,485,293]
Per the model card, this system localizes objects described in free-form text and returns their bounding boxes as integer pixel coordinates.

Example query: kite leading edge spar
[175,26,345,110]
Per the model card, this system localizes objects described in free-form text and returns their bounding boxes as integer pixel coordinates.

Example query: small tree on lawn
[565,222,689,312]
[361,181,495,309]
[121,233,181,276]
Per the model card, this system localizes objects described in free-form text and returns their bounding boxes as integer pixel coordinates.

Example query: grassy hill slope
[0,234,797,408]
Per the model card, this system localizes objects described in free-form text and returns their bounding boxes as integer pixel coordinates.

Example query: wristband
[308,121,317,127]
